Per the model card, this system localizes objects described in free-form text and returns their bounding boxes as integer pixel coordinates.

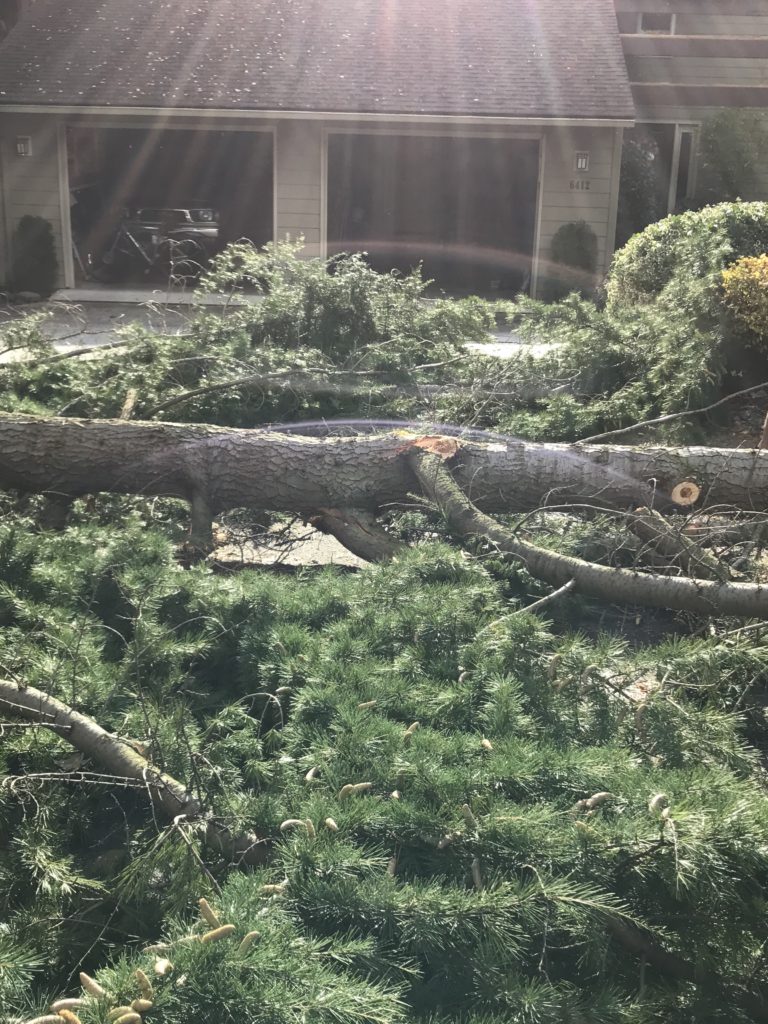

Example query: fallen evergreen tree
[2,413,768,616]
[1,527,768,1022]
[2,213,768,1022]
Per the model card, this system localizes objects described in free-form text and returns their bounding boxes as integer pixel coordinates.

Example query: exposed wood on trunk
[3,413,768,517]
[119,388,139,421]
[407,448,768,619]
[0,680,268,865]
[310,508,406,562]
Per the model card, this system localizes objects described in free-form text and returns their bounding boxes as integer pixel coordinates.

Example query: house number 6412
[570,180,591,190]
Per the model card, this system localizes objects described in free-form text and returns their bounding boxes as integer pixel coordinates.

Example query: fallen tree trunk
[2,413,768,517]
[5,412,768,616]
[0,679,268,864]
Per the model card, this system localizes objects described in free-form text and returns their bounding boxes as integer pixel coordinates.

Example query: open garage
[66,125,274,284]
[326,132,541,295]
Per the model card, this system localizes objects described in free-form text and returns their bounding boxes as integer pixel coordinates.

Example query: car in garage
[126,203,221,256]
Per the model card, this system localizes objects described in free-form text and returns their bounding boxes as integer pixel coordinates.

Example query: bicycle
[95,215,209,285]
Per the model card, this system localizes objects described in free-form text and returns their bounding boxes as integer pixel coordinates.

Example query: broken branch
[0,679,267,864]
[407,447,768,619]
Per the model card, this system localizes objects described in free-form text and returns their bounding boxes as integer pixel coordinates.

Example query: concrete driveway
[2,287,547,359]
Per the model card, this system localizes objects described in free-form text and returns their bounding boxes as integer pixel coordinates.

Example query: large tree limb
[3,413,768,517]
[310,508,407,562]
[407,447,768,619]
[0,680,268,864]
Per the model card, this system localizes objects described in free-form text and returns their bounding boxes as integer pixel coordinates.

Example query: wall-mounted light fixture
[575,151,590,172]
[15,136,32,157]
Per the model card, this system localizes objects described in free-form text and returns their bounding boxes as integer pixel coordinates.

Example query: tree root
[407,447,768,619]
[0,680,268,865]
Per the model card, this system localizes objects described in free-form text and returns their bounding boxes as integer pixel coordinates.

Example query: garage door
[327,133,540,295]
[67,126,273,283]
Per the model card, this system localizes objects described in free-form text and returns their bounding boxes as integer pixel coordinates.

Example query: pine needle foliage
[1,517,767,1022]
[2,220,768,1022]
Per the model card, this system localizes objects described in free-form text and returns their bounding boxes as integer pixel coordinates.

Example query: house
[616,0,768,234]
[1,0,765,300]
[2,0,766,298]
[0,0,636,296]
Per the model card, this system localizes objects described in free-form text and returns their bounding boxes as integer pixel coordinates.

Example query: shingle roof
[0,0,634,120]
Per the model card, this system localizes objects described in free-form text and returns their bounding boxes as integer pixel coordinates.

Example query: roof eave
[0,102,635,127]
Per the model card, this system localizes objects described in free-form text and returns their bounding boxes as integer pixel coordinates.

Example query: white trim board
[0,104,634,130]
[57,122,75,288]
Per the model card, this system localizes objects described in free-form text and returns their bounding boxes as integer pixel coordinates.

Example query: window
[638,12,675,34]
[672,128,697,211]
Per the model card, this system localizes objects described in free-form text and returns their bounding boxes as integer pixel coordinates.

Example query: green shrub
[698,110,768,204]
[722,254,768,340]
[542,221,598,301]
[606,201,768,311]
[10,215,58,296]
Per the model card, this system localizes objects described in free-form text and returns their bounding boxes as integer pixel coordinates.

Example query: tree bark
[0,679,268,864]
[310,508,407,562]
[2,413,768,518]
[407,448,768,619]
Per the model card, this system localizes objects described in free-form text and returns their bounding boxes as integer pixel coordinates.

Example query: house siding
[614,0,768,35]
[676,13,768,35]
[626,55,768,85]
[274,121,323,257]
[0,112,68,288]
[0,113,622,295]
[617,0,768,207]
[538,126,622,280]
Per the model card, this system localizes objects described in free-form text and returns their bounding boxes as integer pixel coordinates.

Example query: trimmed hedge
[606,201,768,311]
[722,254,768,340]
[542,220,599,301]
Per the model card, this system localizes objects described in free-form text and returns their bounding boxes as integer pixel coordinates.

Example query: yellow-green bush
[722,254,768,338]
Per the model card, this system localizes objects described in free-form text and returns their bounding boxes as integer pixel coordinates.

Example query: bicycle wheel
[153,237,208,285]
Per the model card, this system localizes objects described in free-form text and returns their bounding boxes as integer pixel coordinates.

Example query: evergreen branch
[0,679,269,866]
[605,918,768,1021]
[406,444,768,618]
[578,379,768,445]
[478,580,576,636]
[3,771,146,789]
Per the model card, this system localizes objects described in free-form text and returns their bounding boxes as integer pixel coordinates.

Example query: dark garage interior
[327,133,540,295]
[67,126,274,284]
